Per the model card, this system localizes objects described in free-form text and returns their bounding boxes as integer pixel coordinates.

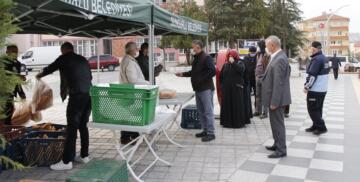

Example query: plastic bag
[30,111,42,122]
[31,80,53,113]
[11,102,32,125]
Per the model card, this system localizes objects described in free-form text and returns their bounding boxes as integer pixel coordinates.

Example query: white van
[18,46,61,71]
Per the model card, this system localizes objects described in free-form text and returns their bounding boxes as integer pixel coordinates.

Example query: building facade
[297,13,350,57]
[351,42,360,58]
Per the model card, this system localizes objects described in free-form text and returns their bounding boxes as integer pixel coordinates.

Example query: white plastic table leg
[111,131,144,182]
[162,127,184,148]
[166,104,192,140]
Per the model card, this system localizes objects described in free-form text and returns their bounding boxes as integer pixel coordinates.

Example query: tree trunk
[162,48,167,72]
[283,38,287,57]
[229,40,236,49]
[185,48,191,65]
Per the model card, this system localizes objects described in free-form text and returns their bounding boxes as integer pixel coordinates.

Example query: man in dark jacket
[36,42,92,170]
[304,41,329,135]
[330,53,341,80]
[1,45,26,125]
[243,46,257,96]
[136,43,163,83]
[254,41,269,119]
[176,40,216,142]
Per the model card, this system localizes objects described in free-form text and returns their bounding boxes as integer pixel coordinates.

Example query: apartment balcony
[329,45,349,49]
[330,26,349,31]
[329,35,349,40]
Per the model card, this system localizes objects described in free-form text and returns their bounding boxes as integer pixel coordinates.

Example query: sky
[297,0,360,33]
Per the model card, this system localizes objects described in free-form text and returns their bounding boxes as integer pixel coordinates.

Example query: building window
[154,37,161,47]
[42,41,65,47]
[154,0,165,5]
[42,40,96,57]
[164,53,175,62]
[331,41,336,45]
[74,40,83,56]
[103,39,112,55]
[73,40,97,58]
[338,31,342,36]
[168,53,175,62]
[89,40,97,56]
[179,49,185,54]
[337,40,343,45]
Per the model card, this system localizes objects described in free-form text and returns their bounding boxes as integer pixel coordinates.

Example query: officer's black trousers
[307,91,327,130]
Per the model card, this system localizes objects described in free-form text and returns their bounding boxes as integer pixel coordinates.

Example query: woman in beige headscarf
[119,41,148,144]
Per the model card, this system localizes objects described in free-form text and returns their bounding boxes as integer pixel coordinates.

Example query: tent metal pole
[97,39,100,83]
[148,24,155,85]
[206,36,209,53]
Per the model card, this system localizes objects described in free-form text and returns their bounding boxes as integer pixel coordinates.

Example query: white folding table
[89,112,177,182]
[159,93,195,138]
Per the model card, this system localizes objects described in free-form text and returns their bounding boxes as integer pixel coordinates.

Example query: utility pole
[320,5,349,55]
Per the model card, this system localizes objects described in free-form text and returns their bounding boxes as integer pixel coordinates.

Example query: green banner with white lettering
[153,5,208,36]
[13,0,208,36]
[59,0,152,24]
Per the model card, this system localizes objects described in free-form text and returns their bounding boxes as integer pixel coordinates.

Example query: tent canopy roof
[12,0,208,38]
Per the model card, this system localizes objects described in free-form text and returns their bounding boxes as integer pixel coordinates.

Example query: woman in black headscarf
[220,49,249,128]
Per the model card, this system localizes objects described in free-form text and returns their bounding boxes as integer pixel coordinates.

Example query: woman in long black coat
[220,50,250,128]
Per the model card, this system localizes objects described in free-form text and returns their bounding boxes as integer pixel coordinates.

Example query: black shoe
[268,152,287,158]
[260,114,268,119]
[201,134,215,142]
[253,112,261,117]
[265,145,277,151]
[195,131,207,138]
[313,129,328,135]
[305,126,316,132]
[284,113,290,118]
[121,138,132,145]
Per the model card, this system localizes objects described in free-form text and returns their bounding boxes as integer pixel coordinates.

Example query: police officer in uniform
[304,41,329,135]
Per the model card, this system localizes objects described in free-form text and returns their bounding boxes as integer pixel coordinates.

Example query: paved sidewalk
[1,74,360,182]
[229,75,360,182]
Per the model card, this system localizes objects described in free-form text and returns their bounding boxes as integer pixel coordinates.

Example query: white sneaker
[75,156,91,164]
[50,161,73,171]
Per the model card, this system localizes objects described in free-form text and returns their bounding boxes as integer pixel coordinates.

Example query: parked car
[88,55,119,71]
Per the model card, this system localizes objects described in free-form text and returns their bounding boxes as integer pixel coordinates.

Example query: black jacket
[2,57,26,99]
[136,54,163,82]
[242,54,257,82]
[41,52,92,100]
[330,57,341,69]
[183,52,215,92]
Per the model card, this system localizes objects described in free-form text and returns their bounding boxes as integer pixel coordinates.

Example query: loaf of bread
[159,89,177,99]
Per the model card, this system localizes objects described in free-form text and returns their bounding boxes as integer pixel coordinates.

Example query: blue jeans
[195,89,215,135]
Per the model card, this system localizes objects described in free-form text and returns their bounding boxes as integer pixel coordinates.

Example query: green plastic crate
[90,84,158,126]
[66,160,128,182]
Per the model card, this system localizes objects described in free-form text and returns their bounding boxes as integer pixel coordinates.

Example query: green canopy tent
[12,0,208,84]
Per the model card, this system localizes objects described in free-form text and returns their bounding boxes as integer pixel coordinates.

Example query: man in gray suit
[262,36,292,158]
